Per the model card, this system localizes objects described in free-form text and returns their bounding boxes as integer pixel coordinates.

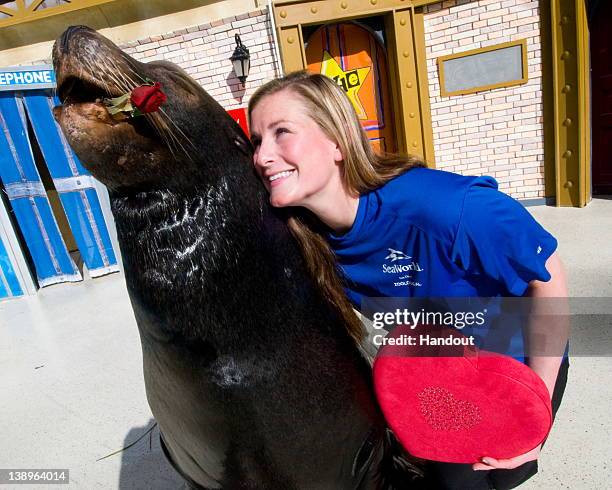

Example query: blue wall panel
[0,235,23,299]
[23,91,118,277]
[0,93,81,287]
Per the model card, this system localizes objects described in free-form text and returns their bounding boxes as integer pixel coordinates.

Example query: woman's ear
[333,143,343,163]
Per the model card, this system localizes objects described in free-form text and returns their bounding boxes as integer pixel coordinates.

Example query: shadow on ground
[118,419,186,489]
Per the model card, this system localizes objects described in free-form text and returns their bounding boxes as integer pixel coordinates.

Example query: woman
[247,71,568,489]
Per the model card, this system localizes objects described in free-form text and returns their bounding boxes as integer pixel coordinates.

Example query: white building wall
[424,0,545,199]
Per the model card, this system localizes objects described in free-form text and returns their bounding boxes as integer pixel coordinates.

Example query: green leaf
[103,93,133,115]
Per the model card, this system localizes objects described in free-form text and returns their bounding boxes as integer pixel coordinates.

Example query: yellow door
[305,22,396,153]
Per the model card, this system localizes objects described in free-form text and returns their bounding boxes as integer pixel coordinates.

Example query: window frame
[437,39,529,97]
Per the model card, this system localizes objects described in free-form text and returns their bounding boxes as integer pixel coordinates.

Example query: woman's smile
[267,168,296,186]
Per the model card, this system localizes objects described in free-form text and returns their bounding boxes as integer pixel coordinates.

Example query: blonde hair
[248,71,424,342]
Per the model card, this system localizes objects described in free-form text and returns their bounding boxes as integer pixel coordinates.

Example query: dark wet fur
[53,26,426,489]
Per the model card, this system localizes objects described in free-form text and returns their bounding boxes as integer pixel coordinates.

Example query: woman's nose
[254,139,274,168]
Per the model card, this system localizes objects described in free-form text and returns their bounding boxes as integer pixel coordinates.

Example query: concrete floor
[0,197,611,489]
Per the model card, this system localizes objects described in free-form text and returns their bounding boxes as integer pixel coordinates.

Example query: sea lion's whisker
[157,120,191,157]
[119,54,147,83]
[100,71,124,96]
[87,59,117,95]
[147,114,178,159]
[151,112,192,161]
[94,58,125,93]
[155,116,185,159]
[130,69,147,83]
[85,59,104,88]
[121,71,141,87]
[102,66,128,92]
[171,137,193,161]
[107,58,144,93]
[149,111,184,159]
[149,112,172,139]
[149,110,183,148]
[158,108,197,150]
[96,59,131,94]
[79,64,87,88]
[85,60,116,96]
[103,58,194,157]
[107,58,136,91]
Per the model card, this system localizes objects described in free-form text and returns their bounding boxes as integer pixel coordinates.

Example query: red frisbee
[373,325,552,464]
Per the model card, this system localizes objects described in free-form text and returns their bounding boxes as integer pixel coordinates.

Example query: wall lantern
[230,34,250,85]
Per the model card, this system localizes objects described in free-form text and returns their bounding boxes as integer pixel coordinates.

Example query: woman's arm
[524,251,569,397]
[474,251,569,471]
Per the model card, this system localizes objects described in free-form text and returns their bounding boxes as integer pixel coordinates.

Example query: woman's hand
[473,445,541,471]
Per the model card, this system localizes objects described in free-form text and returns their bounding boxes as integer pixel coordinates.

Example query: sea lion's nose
[58,25,91,54]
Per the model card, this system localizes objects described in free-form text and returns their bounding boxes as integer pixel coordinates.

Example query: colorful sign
[321,51,371,119]
[305,23,396,153]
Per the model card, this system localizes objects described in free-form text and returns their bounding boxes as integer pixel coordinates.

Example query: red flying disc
[373,325,552,464]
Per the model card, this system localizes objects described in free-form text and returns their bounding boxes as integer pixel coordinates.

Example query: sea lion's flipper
[159,433,212,490]
[379,429,429,490]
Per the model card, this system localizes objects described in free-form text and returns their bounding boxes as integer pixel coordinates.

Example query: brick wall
[18,8,278,110]
[120,7,278,110]
[424,0,544,199]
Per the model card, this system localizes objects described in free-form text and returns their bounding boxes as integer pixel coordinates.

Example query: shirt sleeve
[451,178,558,296]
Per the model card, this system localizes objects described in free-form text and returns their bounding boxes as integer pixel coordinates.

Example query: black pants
[425,358,569,490]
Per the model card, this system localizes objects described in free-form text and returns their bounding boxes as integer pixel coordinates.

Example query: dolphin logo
[385,248,411,262]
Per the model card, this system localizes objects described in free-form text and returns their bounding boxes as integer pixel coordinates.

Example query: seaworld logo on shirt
[382,262,424,274]
[384,248,411,262]
[382,248,424,287]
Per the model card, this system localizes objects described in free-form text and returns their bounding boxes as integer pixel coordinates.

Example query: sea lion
[52,26,422,489]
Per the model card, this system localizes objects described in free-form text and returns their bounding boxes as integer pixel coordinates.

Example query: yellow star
[320,51,371,119]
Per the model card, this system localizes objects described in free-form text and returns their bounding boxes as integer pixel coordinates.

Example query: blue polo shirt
[327,167,558,359]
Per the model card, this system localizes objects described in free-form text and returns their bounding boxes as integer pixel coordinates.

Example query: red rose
[130,82,167,113]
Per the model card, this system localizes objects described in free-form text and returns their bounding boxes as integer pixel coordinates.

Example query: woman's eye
[275,127,289,136]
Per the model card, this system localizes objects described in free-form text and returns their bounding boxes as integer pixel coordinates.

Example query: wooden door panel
[305,22,396,153]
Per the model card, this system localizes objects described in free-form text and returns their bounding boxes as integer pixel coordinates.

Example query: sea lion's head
[53,26,252,192]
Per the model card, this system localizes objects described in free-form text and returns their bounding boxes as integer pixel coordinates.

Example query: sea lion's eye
[250,136,261,148]
[234,137,251,156]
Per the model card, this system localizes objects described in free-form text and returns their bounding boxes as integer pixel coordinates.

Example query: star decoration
[320,51,371,119]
